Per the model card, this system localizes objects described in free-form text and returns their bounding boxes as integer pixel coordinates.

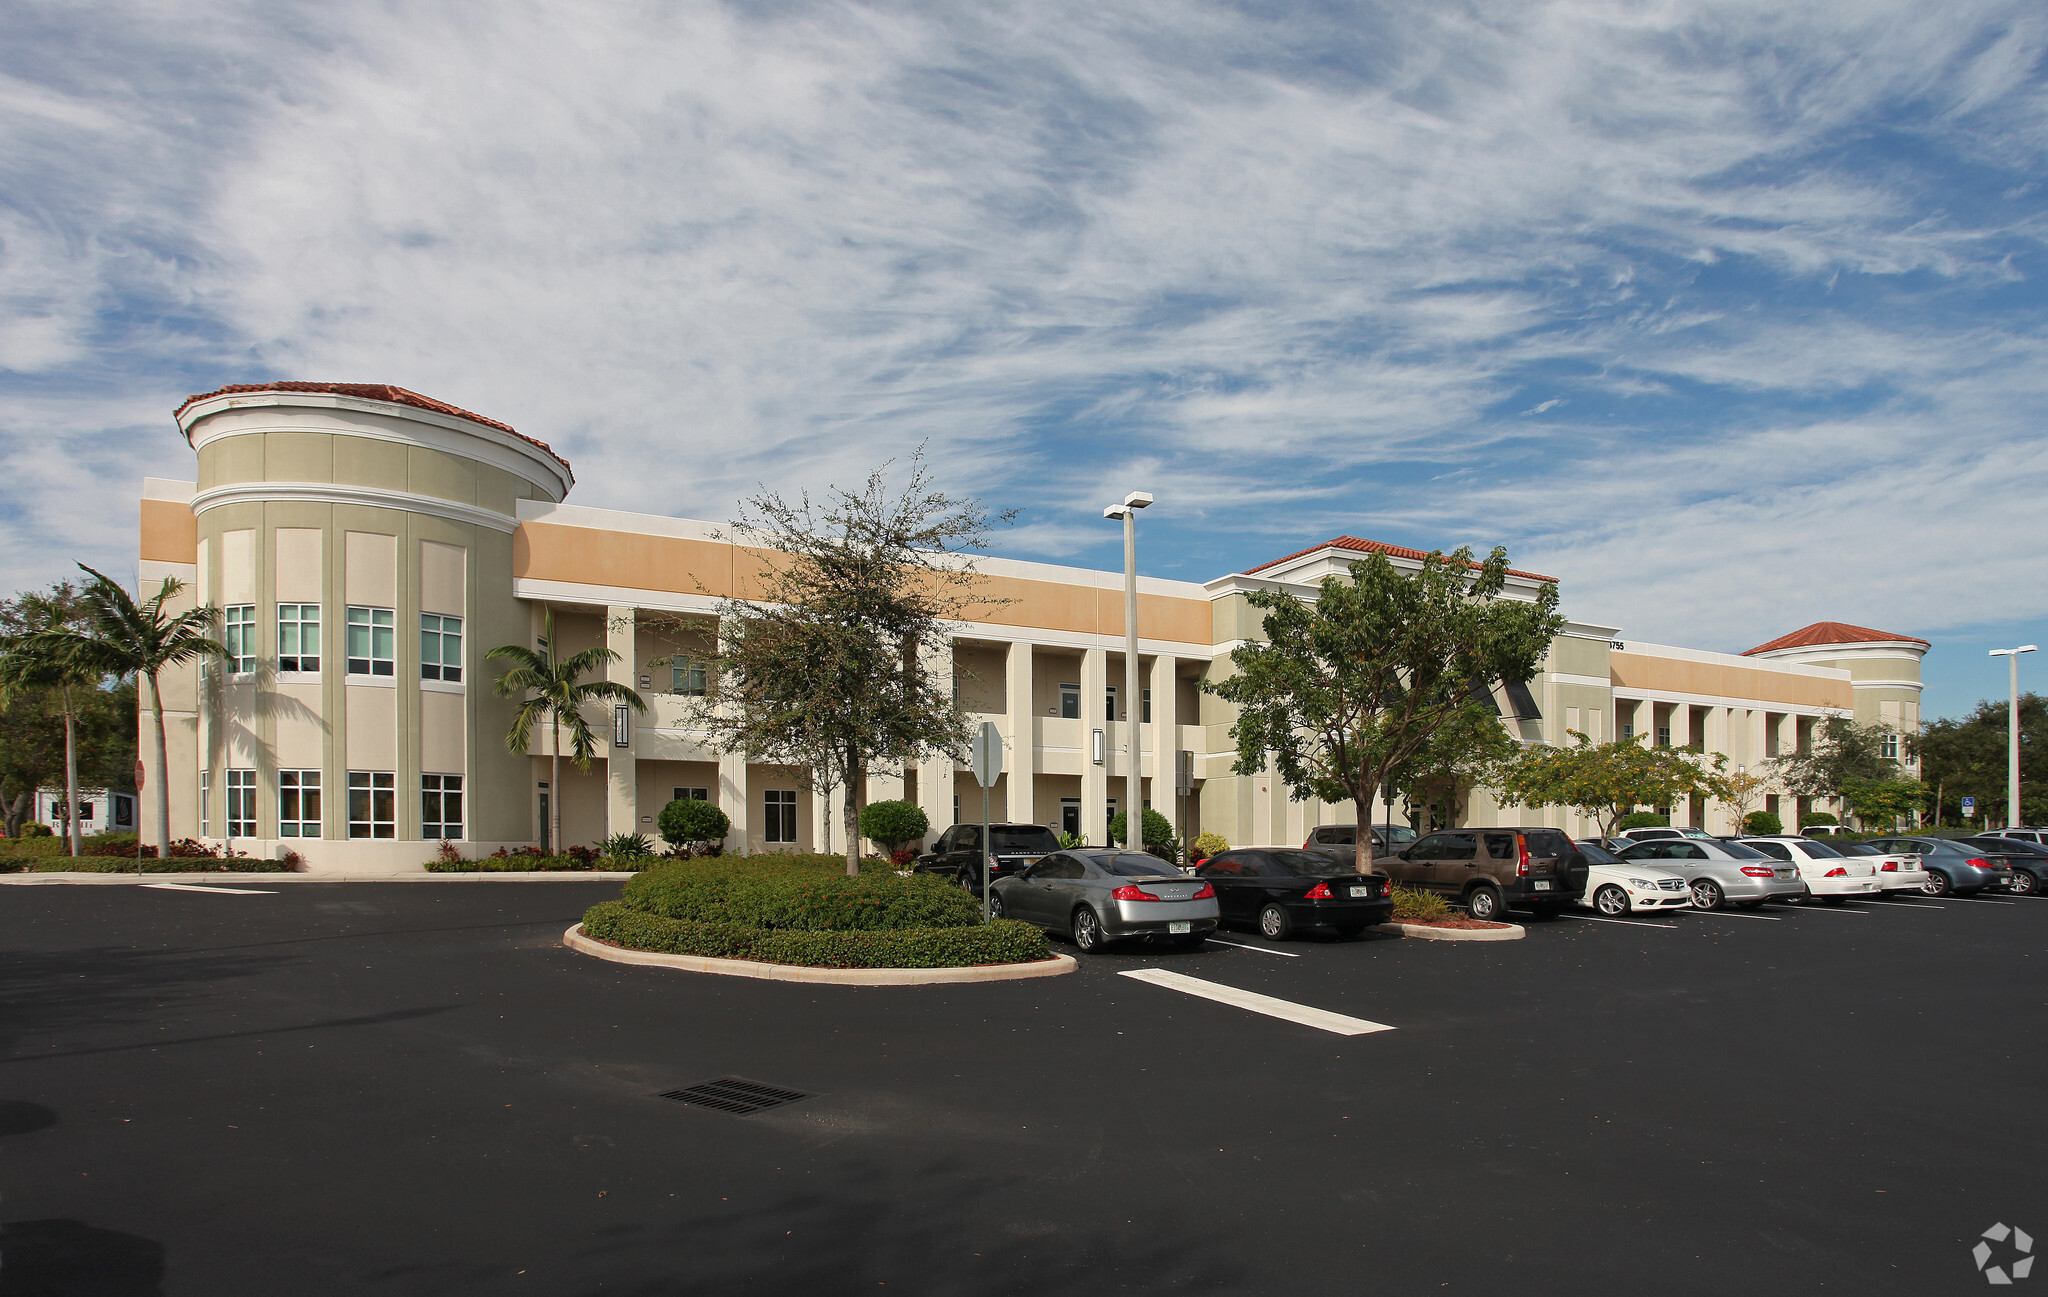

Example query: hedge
[427,854,653,873]
[1616,812,1670,830]
[1,858,289,874]
[580,900,1051,968]
[620,856,979,931]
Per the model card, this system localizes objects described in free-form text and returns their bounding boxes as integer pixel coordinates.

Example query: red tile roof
[174,382,572,475]
[1743,621,1930,656]
[1244,536,1558,583]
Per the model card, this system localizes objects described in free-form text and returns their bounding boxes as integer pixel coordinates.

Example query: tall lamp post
[1104,491,1153,848]
[1989,645,2037,828]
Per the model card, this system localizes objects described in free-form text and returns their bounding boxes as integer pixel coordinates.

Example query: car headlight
[1627,877,1656,889]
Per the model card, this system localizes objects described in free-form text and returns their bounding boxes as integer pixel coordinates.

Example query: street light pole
[1104,491,1152,849]
[1989,645,2037,828]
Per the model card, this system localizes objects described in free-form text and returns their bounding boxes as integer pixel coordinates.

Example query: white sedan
[1833,841,1931,893]
[1575,856,1695,916]
[1737,837,1882,903]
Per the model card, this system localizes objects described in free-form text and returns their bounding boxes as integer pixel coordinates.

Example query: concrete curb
[563,924,1080,985]
[0,871,636,885]
[1374,921,1524,942]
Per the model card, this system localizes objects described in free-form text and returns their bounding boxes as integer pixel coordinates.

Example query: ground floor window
[764,789,798,843]
[671,786,708,803]
[422,774,464,840]
[279,771,322,837]
[226,769,257,838]
[200,770,211,837]
[349,772,396,839]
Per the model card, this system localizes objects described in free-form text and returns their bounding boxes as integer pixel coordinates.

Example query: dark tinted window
[1794,840,1843,858]
[1748,841,1791,860]
[1260,849,1351,876]
[1031,855,1086,880]
[1379,825,1418,845]
[1482,832,1515,858]
[1434,833,1478,861]
[1836,842,1878,855]
[1977,838,2048,856]
[1197,853,1247,876]
[1316,827,1354,845]
[1618,842,1664,860]
[1523,829,1571,857]
[1715,842,1767,860]
[1103,854,1178,878]
[991,826,1059,853]
[1577,843,1622,865]
[1668,843,1708,860]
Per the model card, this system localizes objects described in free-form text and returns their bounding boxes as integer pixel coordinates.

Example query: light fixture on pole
[1988,645,2037,828]
[1103,491,1153,848]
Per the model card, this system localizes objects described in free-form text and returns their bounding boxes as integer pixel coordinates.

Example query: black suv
[915,823,1063,896]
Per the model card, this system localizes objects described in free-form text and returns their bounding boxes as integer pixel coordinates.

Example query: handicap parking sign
[1962,797,1977,814]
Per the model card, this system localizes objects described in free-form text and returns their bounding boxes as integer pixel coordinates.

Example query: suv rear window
[1522,829,1571,857]
[991,827,1059,853]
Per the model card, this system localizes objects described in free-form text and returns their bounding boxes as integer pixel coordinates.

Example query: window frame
[225,768,257,838]
[278,770,322,838]
[763,788,798,844]
[421,773,464,841]
[670,655,707,697]
[420,613,463,683]
[277,603,321,674]
[348,771,397,839]
[346,607,397,677]
[222,604,257,674]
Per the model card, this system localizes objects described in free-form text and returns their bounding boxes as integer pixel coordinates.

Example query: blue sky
[2,0,2044,721]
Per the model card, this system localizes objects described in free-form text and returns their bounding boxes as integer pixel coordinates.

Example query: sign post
[1962,796,1977,829]
[970,721,1003,922]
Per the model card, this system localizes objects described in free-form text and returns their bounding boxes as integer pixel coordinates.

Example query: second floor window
[1882,733,1900,760]
[347,607,395,676]
[671,655,706,696]
[420,614,463,682]
[223,605,256,673]
[1656,726,1672,747]
[277,604,320,672]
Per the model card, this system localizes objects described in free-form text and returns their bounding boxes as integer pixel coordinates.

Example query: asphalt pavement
[1,881,2043,1296]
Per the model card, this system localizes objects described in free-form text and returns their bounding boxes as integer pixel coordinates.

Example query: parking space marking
[1203,937,1301,957]
[1950,897,2017,906]
[141,883,276,894]
[1558,914,1677,930]
[1118,969,1395,1036]
[1683,910,1782,921]
[1785,904,1868,915]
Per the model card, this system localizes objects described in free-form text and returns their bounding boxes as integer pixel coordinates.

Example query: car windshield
[1715,842,1769,860]
[1795,840,1843,858]
[1379,825,1418,845]
[1835,842,1878,855]
[1578,844,1622,865]
[1264,849,1357,876]
[1966,837,2048,855]
[1101,854,1179,877]
[990,827,1059,853]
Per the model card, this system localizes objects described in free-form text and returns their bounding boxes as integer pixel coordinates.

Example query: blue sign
[1962,797,1977,814]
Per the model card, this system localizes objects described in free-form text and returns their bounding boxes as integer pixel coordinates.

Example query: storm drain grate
[656,1078,811,1116]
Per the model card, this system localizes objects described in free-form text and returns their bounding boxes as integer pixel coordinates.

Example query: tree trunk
[550,712,563,856]
[843,750,864,876]
[62,683,79,858]
[148,672,171,860]
[1351,772,1378,875]
[3,790,26,839]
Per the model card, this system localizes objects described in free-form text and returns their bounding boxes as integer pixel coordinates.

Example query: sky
[2,0,2044,721]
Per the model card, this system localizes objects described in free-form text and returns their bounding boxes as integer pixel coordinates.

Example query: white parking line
[1203,937,1301,958]
[1683,909,1782,921]
[141,883,276,894]
[1558,914,1677,930]
[1118,969,1394,1036]
[1785,904,1868,915]
[1956,897,2018,906]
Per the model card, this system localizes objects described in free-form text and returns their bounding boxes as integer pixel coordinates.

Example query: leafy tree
[670,451,1008,875]
[1841,776,1927,830]
[1497,733,1732,836]
[1800,811,1839,828]
[1742,811,1784,835]
[858,799,930,859]
[1384,701,1520,832]
[1108,806,1177,859]
[657,796,730,854]
[488,610,646,854]
[0,581,107,856]
[1770,716,1902,807]
[12,566,226,860]
[1204,547,1564,873]
[1616,811,1670,831]
[1917,692,2047,825]
[0,680,64,839]
[1716,765,1772,839]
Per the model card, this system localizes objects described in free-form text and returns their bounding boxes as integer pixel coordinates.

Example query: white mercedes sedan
[1737,836,1883,904]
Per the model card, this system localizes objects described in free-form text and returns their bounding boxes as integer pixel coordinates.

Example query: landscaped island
[578,854,1054,969]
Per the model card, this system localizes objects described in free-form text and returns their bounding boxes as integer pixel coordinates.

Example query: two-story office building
[136,383,1928,871]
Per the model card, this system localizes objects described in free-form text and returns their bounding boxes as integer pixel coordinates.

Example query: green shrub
[27,858,285,874]
[1616,811,1670,831]
[425,853,639,872]
[1057,831,1085,850]
[579,900,1050,968]
[1390,885,1457,921]
[1742,811,1784,836]
[620,856,979,931]
[858,800,929,856]
[599,832,657,859]
[657,798,730,850]
[1800,811,1840,828]
[0,834,70,858]
[1108,807,1176,855]
[18,822,53,838]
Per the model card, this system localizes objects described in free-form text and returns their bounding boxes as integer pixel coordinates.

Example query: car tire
[1464,884,1504,922]
[1690,878,1725,911]
[1257,904,1294,940]
[1922,870,1952,897]
[1072,906,1106,953]
[2010,870,2039,895]
[987,891,1007,921]
[1593,884,1630,917]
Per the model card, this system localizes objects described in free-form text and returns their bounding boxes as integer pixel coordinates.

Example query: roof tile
[174,382,571,477]
[1743,621,1930,655]
[1244,536,1558,583]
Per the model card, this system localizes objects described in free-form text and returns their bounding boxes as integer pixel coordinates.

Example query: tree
[1204,546,1565,873]
[674,450,1008,876]
[1841,776,1927,830]
[1496,733,1732,836]
[1108,806,1177,859]
[0,680,64,839]
[1742,811,1784,835]
[11,566,226,860]
[1917,693,2047,825]
[1716,765,1772,839]
[0,582,104,856]
[1770,716,1901,807]
[488,610,646,854]
[858,799,930,861]
[1383,701,1520,832]
[657,796,730,855]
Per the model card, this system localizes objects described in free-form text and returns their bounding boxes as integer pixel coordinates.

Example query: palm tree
[488,610,645,853]
[0,588,103,858]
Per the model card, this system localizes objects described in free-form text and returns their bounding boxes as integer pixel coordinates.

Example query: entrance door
[538,783,551,852]
[1060,798,1080,838]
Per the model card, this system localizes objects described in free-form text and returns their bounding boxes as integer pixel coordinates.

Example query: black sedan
[1956,836,2048,895]
[1195,848,1394,940]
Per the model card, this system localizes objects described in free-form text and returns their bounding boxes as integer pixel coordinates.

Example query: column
[1005,640,1036,826]
[1149,652,1177,843]
[605,606,638,841]
[718,752,749,854]
[918,637,957,839]
[1081,645,1108,845]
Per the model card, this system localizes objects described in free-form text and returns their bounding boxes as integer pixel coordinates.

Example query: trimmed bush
[1191,832,1229,859]
[580,900,1050,968]
[0,834,70,858]
[1616,811,1670,831]
[426,853,651,873]
[859,800,930,855]
[17,822,53,838]
[1108,807,1176,855]
[657,798,731,851]
[25,858,285,874]
[1742,811,1785,836]
[1800,811,1840,828]
[620,855,979,931]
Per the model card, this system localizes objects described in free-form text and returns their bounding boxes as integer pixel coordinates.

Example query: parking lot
[2,880,2043,1296]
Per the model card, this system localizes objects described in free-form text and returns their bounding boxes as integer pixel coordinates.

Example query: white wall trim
[191,482,519,533]
[1612,688,1844,716]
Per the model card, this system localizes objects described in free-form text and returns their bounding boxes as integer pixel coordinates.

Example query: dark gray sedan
[989,850,1218,953]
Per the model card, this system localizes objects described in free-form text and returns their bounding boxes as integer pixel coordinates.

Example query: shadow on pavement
[0,1219,165,1297]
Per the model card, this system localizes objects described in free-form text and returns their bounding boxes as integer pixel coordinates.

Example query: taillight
[1516,833,1531,876]
[1740,866,1775,878]
[1823,867,1847,878]
[1302,836,1312,849]
[1966,858,1993,870]
[1303,881,1333,899]
[1190,881,1215,900]
[1111,884,1161,901]
[1881,863,1897,871]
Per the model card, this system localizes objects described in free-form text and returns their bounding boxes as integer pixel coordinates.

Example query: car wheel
[1257,904,1294,940]
[1071,906,1106,953]
[1922,870,1952,897]
[1465,884,1503,922]
[2010,870,2039,895]
[1690,878,1725,911]
[1593,884,1630,917]
[987,891,1007,920]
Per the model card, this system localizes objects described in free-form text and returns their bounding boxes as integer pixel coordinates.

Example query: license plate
[1168,921,1192,933]
[1533,880,1552,890]
[1347,886,1373,898]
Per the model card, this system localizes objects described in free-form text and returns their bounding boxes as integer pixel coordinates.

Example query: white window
[347,607,396,676]
[277,604,320,673]
[226,769,257,838]
[1881,733,1900,760]
[764,789,798,843]
[278,771,321,838]
[199,770,211,837]
[420,614,463,682]
[670,655,706,696]
[348,771,396,838]
[421,774,464,840]
[1621,722,1635,740]
[1059,682,1080,719]
[1656,725,1672,747]
[223,605,256,674]
[671,786,709,803]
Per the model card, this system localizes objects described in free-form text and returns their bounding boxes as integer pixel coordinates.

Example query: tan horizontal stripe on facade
[514,521,1212,644]
[1609,651,1852,710]
[140,499,199,564]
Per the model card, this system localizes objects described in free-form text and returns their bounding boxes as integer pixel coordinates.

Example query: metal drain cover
[657,1078,810,1116]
